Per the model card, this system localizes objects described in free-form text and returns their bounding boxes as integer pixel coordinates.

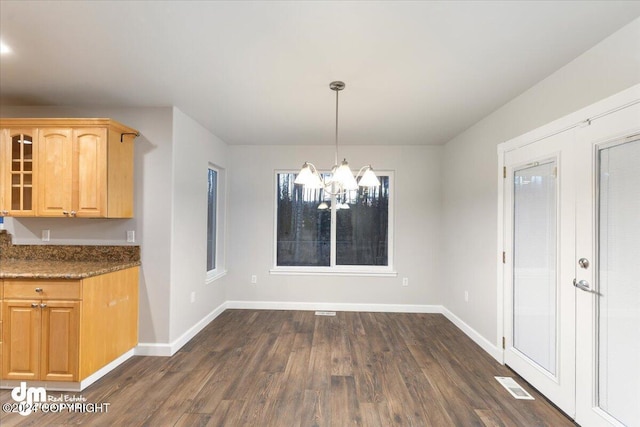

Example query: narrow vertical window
[207,167,218,272]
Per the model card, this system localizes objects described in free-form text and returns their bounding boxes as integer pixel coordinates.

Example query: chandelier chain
[335,88,339,166]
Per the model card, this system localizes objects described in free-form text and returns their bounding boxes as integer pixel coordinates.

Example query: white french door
[501,94,640,426]
[574,103,640,427]
[503,129,577,416]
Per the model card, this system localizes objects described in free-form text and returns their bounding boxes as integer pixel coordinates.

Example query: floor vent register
[495,376,535,400]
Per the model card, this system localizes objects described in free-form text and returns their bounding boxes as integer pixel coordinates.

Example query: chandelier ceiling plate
[329,81,345,91]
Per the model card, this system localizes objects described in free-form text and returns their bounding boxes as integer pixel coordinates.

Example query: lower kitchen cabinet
[0,280,3,376]
[2,299,79,382]
[1,267,138,383]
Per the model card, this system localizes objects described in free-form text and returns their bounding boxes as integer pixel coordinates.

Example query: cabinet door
[0,280,3,372]
[73,128,107,217]
[40,300,79,382]
[2,300,40,381]
[1,128,37,216]
[38,128,72,216]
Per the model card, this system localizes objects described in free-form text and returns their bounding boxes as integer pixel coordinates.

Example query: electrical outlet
[402,277,409,287]
[42,229,50,242]
[251,275,257,284]
[190,292,196,303]
[126,230,135,243]
[464,291,469,302]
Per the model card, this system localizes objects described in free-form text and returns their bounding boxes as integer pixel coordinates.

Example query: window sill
[206,269,228,284]
[270,268,397,277]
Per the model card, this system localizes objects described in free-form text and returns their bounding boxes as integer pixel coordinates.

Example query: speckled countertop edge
[0,260,141,280]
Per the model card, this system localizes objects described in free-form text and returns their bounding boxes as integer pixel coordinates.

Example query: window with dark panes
[336,178,389,266]
[276,172,390,269]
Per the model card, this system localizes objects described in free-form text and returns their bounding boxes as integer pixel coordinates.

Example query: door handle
[573,278,601,295]
[573,278,590,291]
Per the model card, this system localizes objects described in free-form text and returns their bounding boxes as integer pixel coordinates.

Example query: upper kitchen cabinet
[0,119,139,218]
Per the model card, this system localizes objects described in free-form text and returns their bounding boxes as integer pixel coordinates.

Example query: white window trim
[206,269,228,284]
[206,163,225,283]
[272,169,395,276]
[270,267,397,277]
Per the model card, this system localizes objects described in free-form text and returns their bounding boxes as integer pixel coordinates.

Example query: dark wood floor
[0,310,576,426]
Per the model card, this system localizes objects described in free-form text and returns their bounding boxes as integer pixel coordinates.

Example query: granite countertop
[0,259,141,280]
[0,230,141,279]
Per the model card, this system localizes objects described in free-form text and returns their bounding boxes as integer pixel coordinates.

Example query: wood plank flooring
[0,310,576,426]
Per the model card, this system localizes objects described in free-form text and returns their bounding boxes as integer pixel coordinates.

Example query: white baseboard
[134,342,173,357]
[225,300,442,313]
[0,349,135,392]
[80,349,136,390]
[135,301,228,357]
[441,307,502,362]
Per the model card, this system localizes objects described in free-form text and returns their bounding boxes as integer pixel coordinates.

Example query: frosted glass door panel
[598,138,640,426]
[513,161,557,375]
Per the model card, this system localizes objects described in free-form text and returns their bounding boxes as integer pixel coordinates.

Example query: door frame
[496,84,640,399]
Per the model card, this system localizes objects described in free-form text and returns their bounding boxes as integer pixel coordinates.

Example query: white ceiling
[1,1,639,146]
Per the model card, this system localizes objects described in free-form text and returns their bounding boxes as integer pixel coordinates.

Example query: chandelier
[294,81,380,196]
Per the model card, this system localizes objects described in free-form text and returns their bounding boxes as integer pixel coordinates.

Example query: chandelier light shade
[295,81,380,195]
[333,159,359,190]
[357,165,381,187]
[294,162,323,188]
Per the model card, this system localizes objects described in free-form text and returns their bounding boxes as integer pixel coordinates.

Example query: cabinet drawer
[3,280,81,300]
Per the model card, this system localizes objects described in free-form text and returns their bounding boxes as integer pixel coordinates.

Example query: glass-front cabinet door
[0,128,37,216]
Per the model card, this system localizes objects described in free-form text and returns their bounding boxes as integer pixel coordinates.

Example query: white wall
[227,144,442,307]
[441,18,640,343]
[169,107,228,342]
[0,106,174,344]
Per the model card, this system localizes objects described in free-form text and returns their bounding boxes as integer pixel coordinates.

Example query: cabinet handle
[35,287,43,293]
[70,211,77,217]
[31,303,38,308]
[40,303,47,308]
[1,210,8,215]
[63,211,69,215]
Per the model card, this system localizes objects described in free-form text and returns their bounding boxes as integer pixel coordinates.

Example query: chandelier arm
[308,162,327,187]
[322,186,347,197]
[305,162,319,175]
[355,165,370,179]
